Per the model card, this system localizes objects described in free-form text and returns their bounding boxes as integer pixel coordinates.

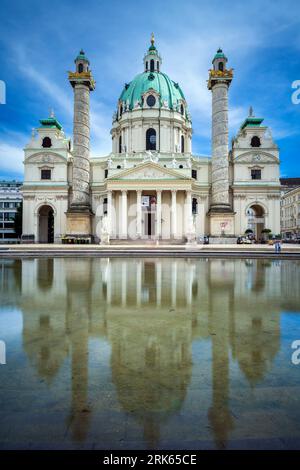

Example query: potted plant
[261,228,272,244]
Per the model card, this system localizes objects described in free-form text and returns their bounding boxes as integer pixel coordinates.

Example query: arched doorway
[246,204,265,241]
[38,205,54,243]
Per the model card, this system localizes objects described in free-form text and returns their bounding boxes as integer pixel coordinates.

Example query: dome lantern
[143,33,162,73]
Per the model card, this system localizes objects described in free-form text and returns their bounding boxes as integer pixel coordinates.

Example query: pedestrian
[274,240,281,253]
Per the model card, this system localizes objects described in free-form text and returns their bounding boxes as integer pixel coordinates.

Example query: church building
[22,35,281,243]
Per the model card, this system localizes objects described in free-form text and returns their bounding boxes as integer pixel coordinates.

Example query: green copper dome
[75,49,89,64]
[213,48,227,62]
[119,71,186,111]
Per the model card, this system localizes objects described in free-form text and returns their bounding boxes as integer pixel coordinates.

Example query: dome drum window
[146,128,156,151]
[146,95,156,107]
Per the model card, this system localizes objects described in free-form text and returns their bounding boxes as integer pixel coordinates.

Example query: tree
[13,203,23,239]
[261,228,272,240]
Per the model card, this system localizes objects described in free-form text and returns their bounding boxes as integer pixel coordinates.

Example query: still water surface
[0,257,300,449]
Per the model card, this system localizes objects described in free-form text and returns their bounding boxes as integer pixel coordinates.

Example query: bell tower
[66,50,95,240]
[207,49,235,240]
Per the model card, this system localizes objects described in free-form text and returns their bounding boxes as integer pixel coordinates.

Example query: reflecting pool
[0,257,300,449]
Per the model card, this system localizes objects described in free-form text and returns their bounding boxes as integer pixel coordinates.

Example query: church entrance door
[38,205,54,243]
[142,195,156,238]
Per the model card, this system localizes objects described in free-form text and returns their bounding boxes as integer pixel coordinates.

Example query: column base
[66,210,94,241]
[208,210,235,238]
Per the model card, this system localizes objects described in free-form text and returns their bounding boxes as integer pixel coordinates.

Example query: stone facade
[22,41,281,243]
[281,186,300,239]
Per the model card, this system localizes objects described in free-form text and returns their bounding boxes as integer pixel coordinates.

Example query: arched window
[42,137,52,148]
[179,164,183,169]
[251,136,261,147]
[150,59,154,72]
[78,63,83,73]
[146,61,148,71]
[157,61,159,72]
[181,135,185,153]
[119,135,122,153]
[218,62,224,72]
[146,128,156,150]
[180,104,184,115]
[119,104,123,118]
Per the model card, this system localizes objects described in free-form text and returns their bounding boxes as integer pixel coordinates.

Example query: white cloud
[0,134,25,174]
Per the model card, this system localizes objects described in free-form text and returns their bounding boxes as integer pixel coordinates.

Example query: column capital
[136,189,142,195]
[121,189,127,194]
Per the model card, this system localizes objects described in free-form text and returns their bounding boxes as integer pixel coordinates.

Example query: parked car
[282,238,300,244]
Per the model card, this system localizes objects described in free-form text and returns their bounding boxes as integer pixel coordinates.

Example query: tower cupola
[212,48,228,73]
[75,49,90,74]
[143,33,162,73]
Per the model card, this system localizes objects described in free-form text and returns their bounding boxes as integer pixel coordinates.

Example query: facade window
[251,169,261,180]
[104,169,108,178]
[42,137,52,148]
[146,128,156,150]
[157,61,159,71]
[181,135,185,153]
[78,63,83,73]
[119,135,122,153]
[150,59,154,72]
[192,197,198,214]
[146,61,148,71]
[192,169,197,179]
[41,169,51,180]
[117,165,121,169]
[180,104,184,115]
[179,164,184,169]
[251,136,261,147]
[218,62,224,72]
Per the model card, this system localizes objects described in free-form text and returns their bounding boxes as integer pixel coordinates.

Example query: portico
[103,162,195,241]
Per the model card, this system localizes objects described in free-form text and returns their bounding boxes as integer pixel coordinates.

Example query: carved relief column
[207,49,235,239]
[210,80,231,210]
[171,190,177,238]
[67,51,95,239]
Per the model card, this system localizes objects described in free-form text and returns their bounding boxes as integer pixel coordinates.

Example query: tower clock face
[146,95,156,107]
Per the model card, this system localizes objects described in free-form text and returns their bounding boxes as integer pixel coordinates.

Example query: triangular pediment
[107,161,192,181]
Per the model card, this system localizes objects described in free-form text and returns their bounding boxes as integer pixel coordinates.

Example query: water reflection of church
[2,257,300,448]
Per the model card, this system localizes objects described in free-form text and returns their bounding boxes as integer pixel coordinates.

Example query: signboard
[142,196,150,207]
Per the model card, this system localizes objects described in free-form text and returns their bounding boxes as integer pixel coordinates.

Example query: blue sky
[0,0,300,180]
